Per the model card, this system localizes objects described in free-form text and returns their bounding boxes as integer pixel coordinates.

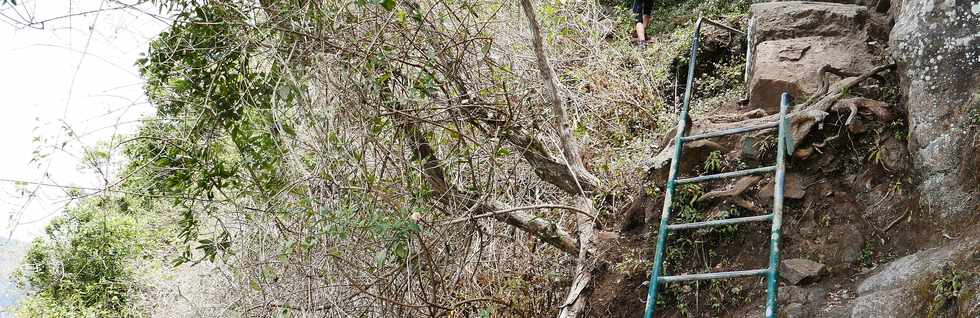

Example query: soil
[592,92,946,316]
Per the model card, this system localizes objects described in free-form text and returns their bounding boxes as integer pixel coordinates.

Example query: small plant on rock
[703,150,725,173]
[928,268,965,317]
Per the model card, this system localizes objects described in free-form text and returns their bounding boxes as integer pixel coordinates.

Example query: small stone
[794,146,815,160]
[880,137,910,171]
[758,173,805,200]
[847,117,866,134]
[780,258,826,285]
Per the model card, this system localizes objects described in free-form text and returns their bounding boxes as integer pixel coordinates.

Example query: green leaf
[381,0,396,11]
[369,0,395,10]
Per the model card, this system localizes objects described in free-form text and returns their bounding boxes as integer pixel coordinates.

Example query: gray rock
[827,223,866,265]
[781,258,826,285]
[880,136,910,171]
[857,235,980,294]
[849,234,980,317]
[889,0,980,220]
[849,287,919,318]
[779,285,808,304]
[752,0,876,7]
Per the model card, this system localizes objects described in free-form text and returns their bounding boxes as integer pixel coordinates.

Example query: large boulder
[750,36,878,112]
[889,0,980,221]
[747,2,884,111]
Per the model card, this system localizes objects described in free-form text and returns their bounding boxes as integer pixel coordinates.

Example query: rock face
[747,1,884,112]
[890,0,980,221]
[751,2,870,42]
[849,233,980,317]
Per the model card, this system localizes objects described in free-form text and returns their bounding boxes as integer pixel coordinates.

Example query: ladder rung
[682,122,779,142]
[668,214,772,230]
[660,268,770,283]
[675,165,775,184]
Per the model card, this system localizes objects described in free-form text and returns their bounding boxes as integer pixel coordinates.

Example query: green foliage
[134,3,302,265]
[928,269,966,317]
[643,0,749,35]
[16,197,152,317]
[319,196,423,267]
[703,150,724,173]
[858,241,875,268]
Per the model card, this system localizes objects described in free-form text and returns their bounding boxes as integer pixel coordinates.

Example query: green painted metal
[643,16,791,318]
[765,93,791,317]
[642,15,703,318]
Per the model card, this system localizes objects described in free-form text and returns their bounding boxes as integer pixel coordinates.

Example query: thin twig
[439,204,595,226]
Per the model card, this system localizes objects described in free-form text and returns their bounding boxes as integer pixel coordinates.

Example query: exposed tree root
[699,176,766,213]
[649,63,896,171]
[699,176,762,202]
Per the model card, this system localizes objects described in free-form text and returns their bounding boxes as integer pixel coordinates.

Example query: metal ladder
[643,17,792,318]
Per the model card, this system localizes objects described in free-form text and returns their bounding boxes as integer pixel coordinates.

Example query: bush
[15,197,149,317]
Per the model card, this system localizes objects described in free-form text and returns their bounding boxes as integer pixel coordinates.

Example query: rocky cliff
[752,0,979,317]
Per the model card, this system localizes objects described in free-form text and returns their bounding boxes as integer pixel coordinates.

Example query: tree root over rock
[649,63,896,171]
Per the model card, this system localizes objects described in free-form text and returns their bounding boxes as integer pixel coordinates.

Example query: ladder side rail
[643,16,751,318]
[764,92,791,318]
[643,16,705,318]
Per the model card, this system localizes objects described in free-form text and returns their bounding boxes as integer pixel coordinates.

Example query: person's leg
[636,1,653,43]
[635,20,646,42]
[632,0,646,42]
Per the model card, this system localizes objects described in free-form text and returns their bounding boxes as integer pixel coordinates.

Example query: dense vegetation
[13,0,750,316]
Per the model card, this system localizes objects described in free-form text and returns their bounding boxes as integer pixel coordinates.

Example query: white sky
[0,1,169,241]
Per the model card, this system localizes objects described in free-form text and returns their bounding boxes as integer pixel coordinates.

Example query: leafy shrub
[16,198,150,317]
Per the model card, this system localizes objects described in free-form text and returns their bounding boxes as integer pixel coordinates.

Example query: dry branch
[398,107,580,254]
[520,0,599,317]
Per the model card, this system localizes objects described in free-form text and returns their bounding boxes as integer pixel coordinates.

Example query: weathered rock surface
[751,1,870,43]
[879,136,910,171]
[890,0,980,221]
[848,232,980,317]
[829,223,865,265]
[748,2,882,111]
[781,258,826,285]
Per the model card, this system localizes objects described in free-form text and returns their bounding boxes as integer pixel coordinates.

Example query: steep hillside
[4,0,977,317]
[600,0,979,317]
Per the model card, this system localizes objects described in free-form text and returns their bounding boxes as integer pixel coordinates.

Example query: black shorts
[632,0,653,22]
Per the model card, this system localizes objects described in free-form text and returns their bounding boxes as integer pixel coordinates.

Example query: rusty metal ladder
[643,16,792,318]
